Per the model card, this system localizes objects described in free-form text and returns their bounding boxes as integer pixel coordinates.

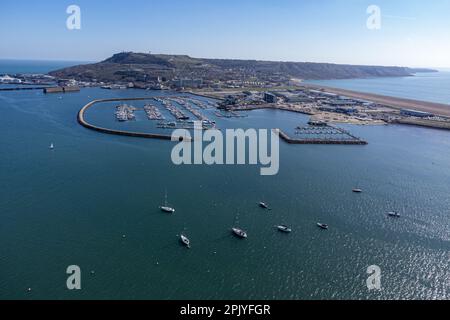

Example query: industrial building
[171,78,203,89]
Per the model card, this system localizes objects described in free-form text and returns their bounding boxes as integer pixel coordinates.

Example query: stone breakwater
[78,97,189,141]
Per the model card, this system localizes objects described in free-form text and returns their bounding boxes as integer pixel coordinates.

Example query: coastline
[299,83,450,117]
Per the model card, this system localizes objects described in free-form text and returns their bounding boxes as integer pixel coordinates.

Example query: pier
[144,104,165,120]
[44,86,81,94]
[279,123,368,145]
[170,98,214,125]
[157,98,190,120]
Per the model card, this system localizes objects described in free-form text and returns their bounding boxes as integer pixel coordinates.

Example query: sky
[1,0,449,68]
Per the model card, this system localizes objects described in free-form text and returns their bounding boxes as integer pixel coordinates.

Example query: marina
[76,94,371,145]
[279,129,368,145]
[277,122,369,145]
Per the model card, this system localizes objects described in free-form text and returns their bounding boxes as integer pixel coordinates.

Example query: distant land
[49,52,437,85]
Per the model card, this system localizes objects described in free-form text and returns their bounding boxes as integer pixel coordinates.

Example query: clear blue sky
[1,0,449,68]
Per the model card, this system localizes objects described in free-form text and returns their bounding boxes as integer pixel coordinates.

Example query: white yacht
[159,191,175,213]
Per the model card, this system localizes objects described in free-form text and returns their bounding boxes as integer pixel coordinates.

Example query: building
[286,96,314,103]
[171,78,203,89]
[263,92,277,103]
[326,99,358,106]
[319,105,358,115]
[0,75,21,84]
[400,109,433,118]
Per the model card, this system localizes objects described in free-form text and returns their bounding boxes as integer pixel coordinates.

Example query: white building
[0,75,21,84]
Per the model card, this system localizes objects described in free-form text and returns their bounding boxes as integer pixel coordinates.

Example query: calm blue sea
[306,71,450,105]
[0,62,449,300]
[0,59,89,74]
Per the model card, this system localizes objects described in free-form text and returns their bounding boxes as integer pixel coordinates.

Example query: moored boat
[317,223,329,230]
[276,225,292,233]
[159,190,175,213]
[232,227,248,239]
[387,211,401,218]
[180,234,190,248]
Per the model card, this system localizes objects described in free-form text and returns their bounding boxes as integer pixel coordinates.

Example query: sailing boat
[159,190,175,213]
[231,211,247,239]
[49,143,54,150]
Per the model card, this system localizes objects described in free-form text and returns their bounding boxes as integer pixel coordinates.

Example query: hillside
[49,52,437,84]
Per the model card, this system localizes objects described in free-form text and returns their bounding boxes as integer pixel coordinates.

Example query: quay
[44,86,81,94]
[78,98,190,141]
[233,104,315,115]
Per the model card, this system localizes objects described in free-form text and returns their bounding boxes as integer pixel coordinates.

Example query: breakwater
[78,97,190,141]
[0,86,49,91]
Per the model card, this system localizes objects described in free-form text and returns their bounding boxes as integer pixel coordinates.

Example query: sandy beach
[300,83,450,117]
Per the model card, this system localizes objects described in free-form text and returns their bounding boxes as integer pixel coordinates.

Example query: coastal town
[2,60,450,132]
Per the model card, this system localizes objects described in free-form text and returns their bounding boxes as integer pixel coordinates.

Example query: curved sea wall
[78,97,188,141]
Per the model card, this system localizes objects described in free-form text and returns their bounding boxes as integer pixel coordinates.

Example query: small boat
[160,206,175,213]
[159,190,175,213]
[317,223,329,230]
[276,225,292,233]
[259,202,270,209]
[232,228,248,239]
[352,188,363,193]
[387,211,401,218]
[180,234,190,248]
[49,143,54,150]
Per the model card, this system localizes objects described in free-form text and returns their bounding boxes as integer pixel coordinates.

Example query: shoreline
[299,83,450,117]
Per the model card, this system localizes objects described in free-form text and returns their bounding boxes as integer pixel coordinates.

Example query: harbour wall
[78,97,189,141]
